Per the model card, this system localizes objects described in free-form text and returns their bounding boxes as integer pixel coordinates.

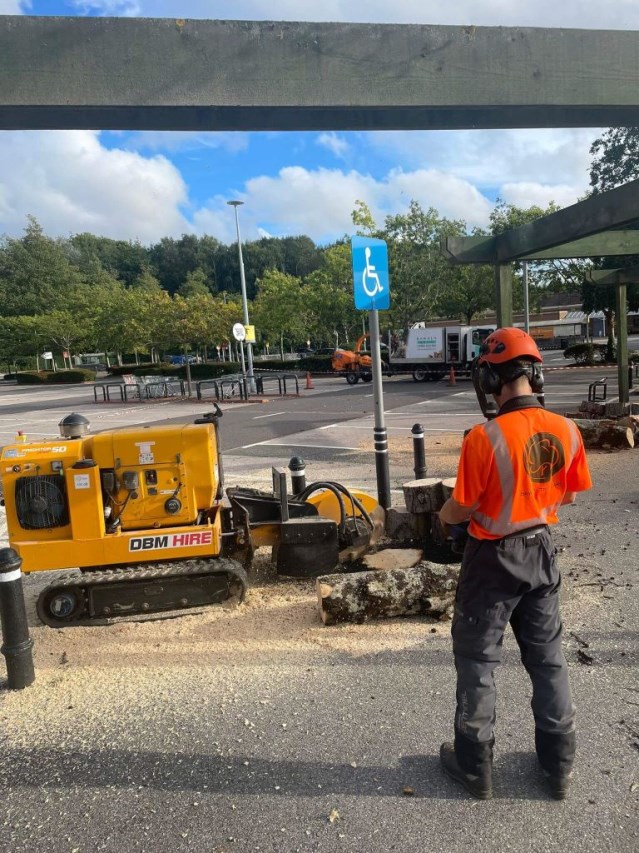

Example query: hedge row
[106,360,338,379]
[297,355,334,372]
[563,342,639,366]
[16,369,97,384]
[107,361,245,379]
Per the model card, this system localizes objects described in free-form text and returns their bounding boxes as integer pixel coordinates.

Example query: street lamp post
[227,200,256,393]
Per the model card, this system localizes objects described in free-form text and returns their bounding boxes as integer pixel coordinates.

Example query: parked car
[168,354,199,365]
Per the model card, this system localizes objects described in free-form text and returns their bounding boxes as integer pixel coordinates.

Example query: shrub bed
[175,362,243,379]
[563,343,608,365]
[16,369,96,384]
[297,355,334,373]
[107,362,160,376]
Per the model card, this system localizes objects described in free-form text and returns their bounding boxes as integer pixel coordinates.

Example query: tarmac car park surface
[0,358,637,853]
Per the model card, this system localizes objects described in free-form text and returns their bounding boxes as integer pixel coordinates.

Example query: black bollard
[373,426,392,510]
[411,423,427,479]
[0,548,35,690]
[288,456,307,496]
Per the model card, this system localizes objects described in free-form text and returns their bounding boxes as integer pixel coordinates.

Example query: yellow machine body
[0,424,223,573]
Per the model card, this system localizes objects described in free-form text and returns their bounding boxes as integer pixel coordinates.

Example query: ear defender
[478,362,503,395]
[478,361,543,396]
[530,363,544,394]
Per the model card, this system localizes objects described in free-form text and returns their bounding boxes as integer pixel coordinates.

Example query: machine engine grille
[15,475,69,529]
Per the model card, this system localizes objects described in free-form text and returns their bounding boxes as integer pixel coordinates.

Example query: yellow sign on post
[244,325,256,343]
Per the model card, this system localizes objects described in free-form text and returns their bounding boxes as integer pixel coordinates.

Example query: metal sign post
[232,322,247,395]
[351,236,391,509]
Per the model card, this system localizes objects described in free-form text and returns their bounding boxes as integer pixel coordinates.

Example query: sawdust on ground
[0,441,635,739]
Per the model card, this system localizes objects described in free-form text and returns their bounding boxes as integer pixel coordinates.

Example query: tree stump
[441,478,457,501]
[402,478,445,514]
[568,417,634,449]
[316,562,459,625]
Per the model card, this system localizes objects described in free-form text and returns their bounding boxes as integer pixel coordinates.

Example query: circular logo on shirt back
[523,432,565,483]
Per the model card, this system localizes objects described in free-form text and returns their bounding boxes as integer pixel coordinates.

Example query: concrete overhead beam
[2,16,639,131]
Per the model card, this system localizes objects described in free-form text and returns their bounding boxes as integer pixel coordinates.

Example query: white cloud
[119,0,639,30]
[0,131,191,242]
[0,0,28,12]
[317,133,350,159]
[193,164,492,244]
[122,131,249,154]
[499,182,584,210]
[69,0,141,15]
[367,129,597,187]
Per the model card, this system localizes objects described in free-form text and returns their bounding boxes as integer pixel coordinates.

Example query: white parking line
[253,411,286,420]
[239,440,361,451]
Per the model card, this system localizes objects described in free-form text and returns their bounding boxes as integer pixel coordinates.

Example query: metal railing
[94,374,185,403]
[196,371,300,402]
[588,376,607,402]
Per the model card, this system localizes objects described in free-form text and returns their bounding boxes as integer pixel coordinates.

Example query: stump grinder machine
[0,408,382,627]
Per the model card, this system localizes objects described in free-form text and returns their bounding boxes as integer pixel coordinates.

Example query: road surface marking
[238,440,361,451]
[253,411,286,419]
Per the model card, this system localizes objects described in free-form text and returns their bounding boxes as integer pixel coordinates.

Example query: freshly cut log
[578,400,605,416]
[316,562,459,625]
[402,478,444,514]
[568,417,634,449]
[362,548,423,572]
[441,478,457,501]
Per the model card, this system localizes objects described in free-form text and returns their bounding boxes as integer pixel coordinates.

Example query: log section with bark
[402,478,445,514]
[567,418,634,449]
[441,478,457,501]
[316,562,459,625]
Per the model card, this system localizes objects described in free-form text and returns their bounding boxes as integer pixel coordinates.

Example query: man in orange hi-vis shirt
[439,328,592,801]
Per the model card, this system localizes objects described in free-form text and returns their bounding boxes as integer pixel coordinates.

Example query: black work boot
[535,729,576,801]
[440,735,493,800]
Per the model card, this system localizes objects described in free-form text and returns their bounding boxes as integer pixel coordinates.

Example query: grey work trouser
[452,527,575,747]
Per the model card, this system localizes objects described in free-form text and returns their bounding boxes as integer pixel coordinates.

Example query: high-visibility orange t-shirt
[452,401,592,540]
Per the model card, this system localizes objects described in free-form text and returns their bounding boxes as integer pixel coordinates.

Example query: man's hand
[439,496,473,526]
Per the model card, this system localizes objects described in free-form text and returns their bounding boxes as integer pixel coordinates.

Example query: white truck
[389,323,496,381]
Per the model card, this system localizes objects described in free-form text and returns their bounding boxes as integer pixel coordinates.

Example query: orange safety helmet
[478,327,542,365]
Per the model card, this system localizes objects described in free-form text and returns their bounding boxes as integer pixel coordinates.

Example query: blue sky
[1,1,638,245]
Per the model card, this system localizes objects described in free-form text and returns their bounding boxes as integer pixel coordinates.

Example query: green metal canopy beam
[496,179,639,262]
[443,231,639,265]
[2,17,639,131]
[584,266,639,285]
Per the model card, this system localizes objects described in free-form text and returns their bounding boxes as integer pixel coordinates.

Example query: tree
[93,284,150,364]
[67,232,149,285]
[378,201,464,330]
[148,234,217,295]
[178,268,212,297]
[37,309,91,367]
[0,315,41,369]
[589,127,639,193]
[253,271,307,356]
[305,241,363,346]
[489,200,592,313]
[0,216,83,316]
[435,264,495,325]
[587,128,639,356]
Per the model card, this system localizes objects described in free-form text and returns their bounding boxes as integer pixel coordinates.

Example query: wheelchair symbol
[362,247,384,298]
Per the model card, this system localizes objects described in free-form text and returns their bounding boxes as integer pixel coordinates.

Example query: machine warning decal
[128,531,213,552]
[74,473,91,490]
[135,441,155,465]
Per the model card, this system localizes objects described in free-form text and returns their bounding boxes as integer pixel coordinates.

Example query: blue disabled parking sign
[351,236,390,311]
